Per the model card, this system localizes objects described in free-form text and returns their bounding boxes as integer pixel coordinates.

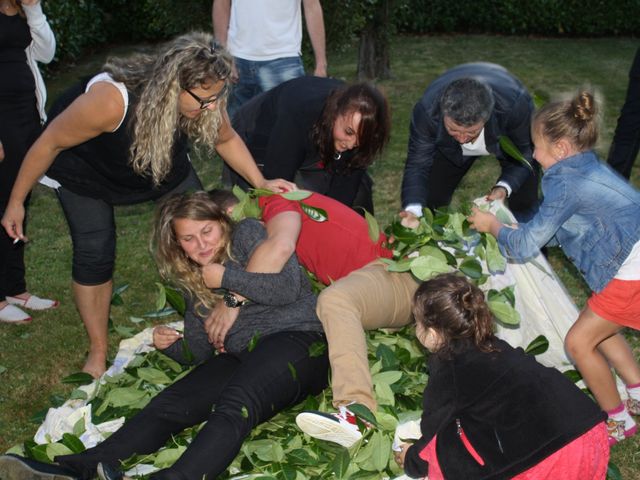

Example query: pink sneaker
[607,417,637,446]
[296,405,365,448]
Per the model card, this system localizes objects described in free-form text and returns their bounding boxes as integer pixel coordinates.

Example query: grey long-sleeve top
[161,219,322,364]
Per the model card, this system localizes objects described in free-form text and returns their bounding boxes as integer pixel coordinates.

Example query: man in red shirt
[203,190,419,448]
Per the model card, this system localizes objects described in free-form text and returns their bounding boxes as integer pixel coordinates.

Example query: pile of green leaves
[10,192,526,478]
[379,204,520,327]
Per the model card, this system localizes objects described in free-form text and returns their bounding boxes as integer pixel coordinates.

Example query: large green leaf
[164,286,186,316]
[105,387,148,407]
[499,135,533,171]
[458,257,483,279]
[61,372,94,385]
[372,370,403,386]
[410,255,451,280]
[111,284,129,306]
[45,442,73,461]
[61,433,85,453]
[281,190,312,201]
[348,403,378,428]
[364,209,380,243]
[245,439,285,462]
[331,448,351,478]
[299,202,328,222]
[524,335,549,356]
[155,283,167,311]
[563,369,583,384]
[484,234,506,273]
[137,367,172,385]
[488,299,521,326]
[154,446,187,468]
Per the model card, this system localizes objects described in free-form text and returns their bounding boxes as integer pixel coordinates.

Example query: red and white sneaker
[296,405,364,448]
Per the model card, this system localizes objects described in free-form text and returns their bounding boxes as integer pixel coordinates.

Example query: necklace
[334,152,342,161]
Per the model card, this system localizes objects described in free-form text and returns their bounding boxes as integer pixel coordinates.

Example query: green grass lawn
[1,34,639,477]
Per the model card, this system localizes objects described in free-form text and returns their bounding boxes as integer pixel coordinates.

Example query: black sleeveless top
[0,12,35,96]
[46,77,191,205]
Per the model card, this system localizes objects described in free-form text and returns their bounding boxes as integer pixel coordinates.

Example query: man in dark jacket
[401,62,539,223]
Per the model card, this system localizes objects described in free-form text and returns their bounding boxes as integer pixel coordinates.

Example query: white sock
[627,382,640,401]
[608,403,636,430]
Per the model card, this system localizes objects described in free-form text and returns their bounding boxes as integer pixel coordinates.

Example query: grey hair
[440,78,495,126]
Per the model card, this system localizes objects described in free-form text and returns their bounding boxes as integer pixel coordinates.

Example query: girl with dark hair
[0,191,328,480]
[395,273,608,480]
[469,90,640,446]
[227,76,390,212]
[1,31,294,377]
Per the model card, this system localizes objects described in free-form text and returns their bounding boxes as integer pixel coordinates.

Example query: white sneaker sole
[0,456,75,480]
[296,412,362,448]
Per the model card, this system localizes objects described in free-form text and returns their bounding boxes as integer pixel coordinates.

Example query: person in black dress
[0,0,57,324]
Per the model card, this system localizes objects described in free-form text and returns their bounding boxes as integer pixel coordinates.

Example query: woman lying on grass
[0,191,329,480]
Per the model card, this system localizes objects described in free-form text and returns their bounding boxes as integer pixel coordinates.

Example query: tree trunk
[356,0,392,81]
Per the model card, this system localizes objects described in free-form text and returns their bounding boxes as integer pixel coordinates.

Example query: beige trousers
[316,261,419,411]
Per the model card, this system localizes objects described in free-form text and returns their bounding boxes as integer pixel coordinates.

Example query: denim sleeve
[497,174,574,260]
[401,101,438,208]
[496,92,535,193]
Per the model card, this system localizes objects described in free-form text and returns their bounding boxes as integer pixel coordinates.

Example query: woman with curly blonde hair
[1,31,294,378]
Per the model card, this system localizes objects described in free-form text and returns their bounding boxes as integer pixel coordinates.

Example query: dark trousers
[55,168,202,285]
[0,92,40,299]
[56,330,329,480]
[426,151,539,222]
[607,47,640,179]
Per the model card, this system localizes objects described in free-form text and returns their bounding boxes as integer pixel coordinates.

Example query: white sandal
[6,294,59,311]
[0,304,32,324]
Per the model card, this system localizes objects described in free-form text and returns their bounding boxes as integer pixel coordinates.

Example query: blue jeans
[55,330,329,480]
[228,56,305,117]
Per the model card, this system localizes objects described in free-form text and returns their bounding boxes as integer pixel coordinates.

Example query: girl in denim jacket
[469,90,640,446]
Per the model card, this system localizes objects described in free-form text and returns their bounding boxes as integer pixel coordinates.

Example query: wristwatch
[223,292,248,308]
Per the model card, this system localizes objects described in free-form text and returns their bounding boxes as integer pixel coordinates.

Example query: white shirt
[227,0,303,61]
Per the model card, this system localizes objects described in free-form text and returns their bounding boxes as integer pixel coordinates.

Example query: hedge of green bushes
[42,0,637,68]
[42,0,211,64]
[394,0,639,36]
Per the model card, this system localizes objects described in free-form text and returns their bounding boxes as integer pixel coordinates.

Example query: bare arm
[1,82,124,239]
[212,0,231,46]
[302,0,327,77]
[215,116,296,192]
[212,0,239,82]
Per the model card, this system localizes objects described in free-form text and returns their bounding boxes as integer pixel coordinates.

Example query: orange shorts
[587,279,640,330]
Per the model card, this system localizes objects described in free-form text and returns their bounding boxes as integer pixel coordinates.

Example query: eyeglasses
[184,83,228,110]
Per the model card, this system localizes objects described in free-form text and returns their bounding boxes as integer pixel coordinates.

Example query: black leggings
[56,330,329,480]
[55,168,202,285]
